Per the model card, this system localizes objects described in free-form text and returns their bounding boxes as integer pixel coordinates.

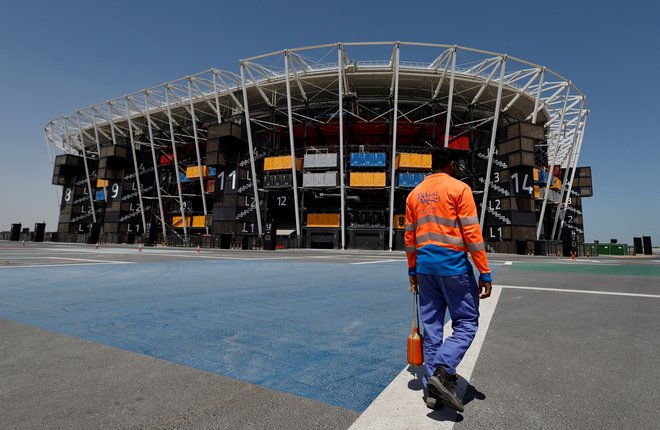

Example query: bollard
[196,245,200,255]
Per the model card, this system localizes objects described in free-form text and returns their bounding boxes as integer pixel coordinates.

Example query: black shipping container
[33,223,46,242]
[10,223,21,241]
[643,236,653,255]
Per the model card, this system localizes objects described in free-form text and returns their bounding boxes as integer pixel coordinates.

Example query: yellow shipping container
[186,165,209,179]
[172,215,192,227]
[192,215,206,228]
[264,155,303,172]
[96,179,108,188]
[350,172,386,187]
[396,153,431,170]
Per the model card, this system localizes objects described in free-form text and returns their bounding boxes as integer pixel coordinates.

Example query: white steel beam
[240,62,264,237]
[143,91,167,240]
[431,48,454,100]
[470,58,503,107]
[557,111,588,237]
[87,109,108,200]
[502,68,542,112]
[338,44,346,249]
[479,56,507,229]
[536,84,571,240]
[527,81,568,122]
[284,51,302,237]
[122,99,148,235]
[388,43,401,250]
[69,116,96,224]
[211,72,222,124]
[443,47,457,147]
[243,64,273,107]
[546,99,584,240]
[187,79,209,234]
[164,85,188,239]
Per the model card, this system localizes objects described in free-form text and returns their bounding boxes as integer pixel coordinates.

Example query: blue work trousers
[418,271,480,387]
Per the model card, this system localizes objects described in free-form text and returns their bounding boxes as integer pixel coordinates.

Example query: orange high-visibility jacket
[405,173,491,279]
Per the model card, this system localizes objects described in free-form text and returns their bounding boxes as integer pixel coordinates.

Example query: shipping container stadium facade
[44,42,591,254]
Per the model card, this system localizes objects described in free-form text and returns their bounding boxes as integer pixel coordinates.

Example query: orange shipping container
[264,155,303,172]
[172,216,192,227]
[350,172,386,187]
[186,165,209,179]
[396,153,431,170]
[306,213,340,227]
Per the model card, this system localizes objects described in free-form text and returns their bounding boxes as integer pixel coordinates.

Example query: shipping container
[395,153,432,170]
[350,172,387,187]
[307,213,341,227]
[350,152,387,167]
[303,153,338,169]
[264,155,303,172]
[185,165,210,179]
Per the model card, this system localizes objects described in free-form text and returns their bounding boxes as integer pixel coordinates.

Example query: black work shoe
[427,366,464,413]
[425,394,442,410]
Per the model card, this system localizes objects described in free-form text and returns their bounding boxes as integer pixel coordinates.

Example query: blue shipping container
[350,152,386,167]
[397,172,427,188]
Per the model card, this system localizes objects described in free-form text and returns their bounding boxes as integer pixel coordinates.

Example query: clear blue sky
[1,0,658,243]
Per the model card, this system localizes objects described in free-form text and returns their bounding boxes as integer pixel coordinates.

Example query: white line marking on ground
[350,259,406,265]
[0,262,133,269]
[504,261,513,265]
[500,285,660,299]
[349,286,502,429]
[48,257,133,264]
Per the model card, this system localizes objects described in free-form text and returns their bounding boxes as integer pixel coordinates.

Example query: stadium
[44,41,592,255]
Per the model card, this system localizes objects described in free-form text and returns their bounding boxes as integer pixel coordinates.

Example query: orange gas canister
[407,292,424,366]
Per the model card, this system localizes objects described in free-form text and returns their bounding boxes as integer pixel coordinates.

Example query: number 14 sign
[508,166,534,197]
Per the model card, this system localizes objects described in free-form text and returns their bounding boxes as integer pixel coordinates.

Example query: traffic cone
[196,245,200,255]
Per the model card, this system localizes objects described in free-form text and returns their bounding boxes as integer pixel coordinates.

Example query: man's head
[431,147,460,175]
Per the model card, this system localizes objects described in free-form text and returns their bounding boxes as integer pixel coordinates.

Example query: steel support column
[164,86,188,238]
[479,56,507,229]
[143,92,168,240]
[443,47,457,148]
[338,44,346,249]
[551,99,584,240]
[121,100,148,235]
[187,79,209,234]
[239,62,263,237]
[536,84,571,240]
[556,111,589,238]
[388,43,401,250]
[211,71,222,124]
[74,114,97,224]
[532,69,545,124]
[284,51,302,237]
[88,109,108,202]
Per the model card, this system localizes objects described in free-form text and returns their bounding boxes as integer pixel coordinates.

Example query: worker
[405,147,493,412]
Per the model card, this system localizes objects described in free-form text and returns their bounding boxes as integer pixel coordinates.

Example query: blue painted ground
[0,259,497,412]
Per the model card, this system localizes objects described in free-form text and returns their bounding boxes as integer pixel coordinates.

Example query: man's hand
[409,275,418,293]
[479,281,492,299]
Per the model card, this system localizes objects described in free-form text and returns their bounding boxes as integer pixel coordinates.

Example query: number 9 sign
[107,182,121,200]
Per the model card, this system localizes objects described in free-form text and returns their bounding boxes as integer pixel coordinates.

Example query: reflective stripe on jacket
[405,172,490,277]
